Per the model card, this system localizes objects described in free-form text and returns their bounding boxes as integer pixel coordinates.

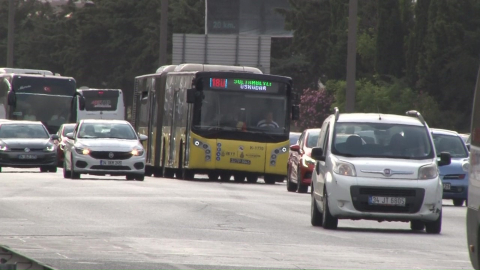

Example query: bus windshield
[193,89,287,135]
[13,76,76,96]
[12,94,73,134]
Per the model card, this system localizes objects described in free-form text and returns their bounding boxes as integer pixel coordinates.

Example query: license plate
[18,154,37,160]
[368,196,406,206]
[443,183,451,190]
[100,160,122,166]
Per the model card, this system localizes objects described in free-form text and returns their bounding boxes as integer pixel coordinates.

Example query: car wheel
[453,199,465,207]
[296,167,308,193]
[49,166,57,173]
[63,160,71,178]
[208,173,219,181]
[425,211,442,234]
[264,175,276,185]
[322,187,338,229]
[70,157,80,179]
[134,174,145,181]
[234,174,245,182]
[40,166,48,173]
[219,173,231,182]
[246,175,258,183]
[311,186,323,226]
[126,174,135,180]
[286,166,297,192]
[410,220,425,231]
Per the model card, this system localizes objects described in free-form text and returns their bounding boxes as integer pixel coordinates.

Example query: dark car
[55,123,76,166]
[0,121,59,173]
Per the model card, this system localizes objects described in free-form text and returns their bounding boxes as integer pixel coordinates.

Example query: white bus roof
[155,64,263,74]
[0,68,54,75]
[77,88,122,92]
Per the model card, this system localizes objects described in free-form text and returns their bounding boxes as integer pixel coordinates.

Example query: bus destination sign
[208,78,281,93]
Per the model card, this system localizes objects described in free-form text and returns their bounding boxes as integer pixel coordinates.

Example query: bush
[294,88,334,131]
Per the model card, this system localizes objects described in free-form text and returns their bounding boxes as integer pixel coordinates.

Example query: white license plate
[443,183,451,190]
[100,160,122,166]
[368,196,406,206]
[18,154,37,160]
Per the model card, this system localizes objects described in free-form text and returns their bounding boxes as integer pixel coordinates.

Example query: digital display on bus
[207,78,283,93]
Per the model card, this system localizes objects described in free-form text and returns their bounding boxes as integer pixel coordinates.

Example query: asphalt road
[0,168,473,269]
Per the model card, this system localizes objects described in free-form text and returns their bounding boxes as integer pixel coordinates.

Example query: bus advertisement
[76,88,125,121]
[467,64,480,270]
[0,68,78,134]
[132,64,299,184]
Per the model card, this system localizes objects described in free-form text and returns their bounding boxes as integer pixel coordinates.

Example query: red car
[287,128,320,193]
[55,123,76,166]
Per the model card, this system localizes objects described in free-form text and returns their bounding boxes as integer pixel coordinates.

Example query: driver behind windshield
[257,111,279,128]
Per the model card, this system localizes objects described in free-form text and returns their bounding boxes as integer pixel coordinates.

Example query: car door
[64,123,79,169]
[313,117,331,200]
[291,131,305,181]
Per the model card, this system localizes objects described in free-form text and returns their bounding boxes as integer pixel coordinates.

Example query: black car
[0,121,59,172]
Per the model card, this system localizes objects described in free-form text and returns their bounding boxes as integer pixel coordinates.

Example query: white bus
[467,65,480,270]
[76,88,125,121]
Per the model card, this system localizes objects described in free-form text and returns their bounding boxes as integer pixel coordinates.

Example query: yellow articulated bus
[131,64,299,184]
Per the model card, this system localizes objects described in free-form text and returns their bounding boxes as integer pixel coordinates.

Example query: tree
[295,87,334,130]
[375,0,405,77]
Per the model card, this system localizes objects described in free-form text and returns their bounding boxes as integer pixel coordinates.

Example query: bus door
[146,86,156,164]
[168,89,179,167]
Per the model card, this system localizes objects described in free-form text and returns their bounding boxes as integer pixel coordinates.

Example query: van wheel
[410,220,425,231]
[425,211,442,234]
[322,187,338,229]
[135,174,145,181]
[453,199,465,207]
[311,188,323,226]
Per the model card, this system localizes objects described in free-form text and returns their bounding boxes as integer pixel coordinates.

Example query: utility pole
[345,0,358,113]
[159,0,168,66]
[205,0,208,35]
[7,0,15,67]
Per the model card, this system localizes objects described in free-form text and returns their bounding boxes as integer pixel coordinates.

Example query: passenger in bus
[257,111,279,128]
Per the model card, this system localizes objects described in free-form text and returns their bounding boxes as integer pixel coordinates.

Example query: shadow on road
[335,227,438,235]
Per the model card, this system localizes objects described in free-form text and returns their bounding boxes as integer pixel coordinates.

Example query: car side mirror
[290,144,300,152]
[292,105,299,121]
[311,147,325,161]
[66,132,75,140]
[7,91,16,106]
[186,88,196,104]
[437,152,451,167]
[50,134,59,141]
[138,134,148,141]
[79,95,86,111]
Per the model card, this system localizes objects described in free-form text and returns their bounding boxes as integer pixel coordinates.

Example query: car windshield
[78,122,137,140]
[63,125,75,136]
[432,134,468,158]
[0,124,49,139]
[332,122,434,159]
[306,130,320,148]
[289,133,300,145]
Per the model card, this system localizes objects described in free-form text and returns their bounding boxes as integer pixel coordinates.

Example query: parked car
[289,132,301,146]
[431,128,469,206]
[0,120,59,172]
[55,123,76,166]
[287,128,321,193]
[63,119,148,180]
[310,109,450,234]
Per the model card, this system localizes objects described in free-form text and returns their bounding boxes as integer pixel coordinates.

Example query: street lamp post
[7,0,15,67]
[345,0,358,113]
[159,0,168,66]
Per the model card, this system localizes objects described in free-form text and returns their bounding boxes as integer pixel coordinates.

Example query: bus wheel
[246,175,258,183]
[234,175,245,182]
[153,168,163,177]
[220,174,231,182]
[164,169,175,178]
[264,175,276,185]
[208,173,219,181]
[180,169,194,180]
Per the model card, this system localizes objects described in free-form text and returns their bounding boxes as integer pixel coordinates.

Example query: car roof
[430,128,460,136]
[80,119,130,124]
[337,113,424,126]
[1,120,43,125]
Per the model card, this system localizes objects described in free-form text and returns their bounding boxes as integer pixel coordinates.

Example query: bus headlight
[131,148,144,156]
[44,144,55,152]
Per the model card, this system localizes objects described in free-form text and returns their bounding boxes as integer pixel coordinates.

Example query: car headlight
[302,155,316,167]
[0,145,8,151]
[333,160,356,177]
[44,144,55,152]
[419,163,438,179]
[75,147,90,155]
[462,162,470,172]
[131,147,144,156]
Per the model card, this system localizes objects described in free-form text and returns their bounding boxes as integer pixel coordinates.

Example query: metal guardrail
[0,246,55,270]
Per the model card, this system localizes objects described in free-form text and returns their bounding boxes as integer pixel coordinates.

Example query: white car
[63,119,147,181]
[310,109,451,234]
